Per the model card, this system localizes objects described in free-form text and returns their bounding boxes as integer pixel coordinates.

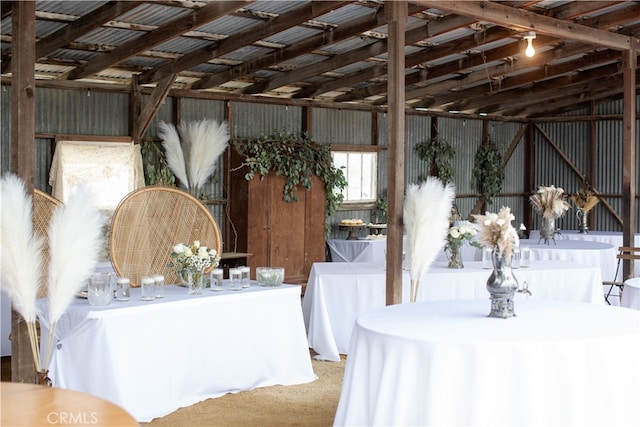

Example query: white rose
[184,247,193,257]
[198,247,209,259]
[450,229,461,238]
[460,225,474,235]
[173,243,185,254]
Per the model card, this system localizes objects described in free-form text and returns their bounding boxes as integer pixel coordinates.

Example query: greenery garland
[141,137,176,186]
[472,138,504,205]
[232,132,347,217]
[415,136,456,184]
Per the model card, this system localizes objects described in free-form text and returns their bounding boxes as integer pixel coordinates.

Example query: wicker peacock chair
[109,186,222,287]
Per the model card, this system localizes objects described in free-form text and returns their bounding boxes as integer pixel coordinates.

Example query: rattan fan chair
[109,186,222,287]
[33,190,62,298]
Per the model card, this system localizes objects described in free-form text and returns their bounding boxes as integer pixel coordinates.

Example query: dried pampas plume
[404,177,455,302]
[0,174,45,371]
[159,119,229,197]
[44,185,106,369]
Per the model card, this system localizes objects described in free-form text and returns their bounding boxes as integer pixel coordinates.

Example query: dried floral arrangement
[529,185,570,219]
[571,184,599,213]
[472,206,519,260]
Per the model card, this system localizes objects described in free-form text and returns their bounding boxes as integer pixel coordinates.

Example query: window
[332,151,377,203]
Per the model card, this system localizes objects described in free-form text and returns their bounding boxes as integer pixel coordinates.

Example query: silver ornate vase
[486,248,519,319]
[539,216,556,244]
[576,208,589,234]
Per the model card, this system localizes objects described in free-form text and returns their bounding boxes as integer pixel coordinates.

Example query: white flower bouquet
[169,240,220,276]
[445,222,481,251]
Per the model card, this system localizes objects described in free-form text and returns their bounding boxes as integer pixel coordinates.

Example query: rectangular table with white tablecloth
[302,261,604,361]
[37,283,316,422]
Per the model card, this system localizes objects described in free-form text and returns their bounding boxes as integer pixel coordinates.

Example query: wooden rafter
[137,1,350,85]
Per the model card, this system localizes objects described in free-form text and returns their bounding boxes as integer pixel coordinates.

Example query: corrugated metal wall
[2,86,638,248]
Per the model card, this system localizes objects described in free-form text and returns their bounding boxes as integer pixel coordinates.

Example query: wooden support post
[10,0,36,383]
[385,1,406,306]
[622,44,637,279]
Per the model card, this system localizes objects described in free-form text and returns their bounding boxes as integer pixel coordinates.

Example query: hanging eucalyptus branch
[472,138,504,205]
[232,132,347,217]
[141,137,176,187]
[415,136,456,184]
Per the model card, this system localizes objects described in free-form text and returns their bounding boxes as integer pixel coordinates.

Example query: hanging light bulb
[524,31,536,57]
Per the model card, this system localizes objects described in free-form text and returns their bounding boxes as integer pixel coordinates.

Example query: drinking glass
[240,266,251,288]
[520,247,531,268]
[140,276,156,301]
[512,248,521,269]
[115,277,130,302]
[482,247,493,269]
[229,268,242,291]
[210,268,224,291]
[153,274,165,298]
[88,272,113,306]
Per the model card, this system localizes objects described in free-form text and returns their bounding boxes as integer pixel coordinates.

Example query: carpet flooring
[2,353,346,427]
[144,353,346,427]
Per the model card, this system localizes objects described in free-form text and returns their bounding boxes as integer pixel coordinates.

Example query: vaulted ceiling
[2,1,639,120]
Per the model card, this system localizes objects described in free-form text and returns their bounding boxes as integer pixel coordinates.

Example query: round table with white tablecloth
[520,239,617,284]
[622,277,640,310]
[334,299,640,426]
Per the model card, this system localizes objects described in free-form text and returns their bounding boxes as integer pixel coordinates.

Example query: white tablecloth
[622,277,640,310]
[37,283,316,422]
[326,237,477,264]
[327,238,387,263]
[302,261,604,361]
[334,299,640,426]
[520,239,617,282]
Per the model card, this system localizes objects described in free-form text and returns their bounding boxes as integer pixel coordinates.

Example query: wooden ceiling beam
[430,49,626,111]
[2,1,143,74]
[241,22,433,95]
[415,1,633,50]
[137,1,350,85]
[329,1,638,104]
[66,1,253,81]
[298,23,520,99]
[470,64,624,114]
[37,1,143,61]
[191,2,393,90]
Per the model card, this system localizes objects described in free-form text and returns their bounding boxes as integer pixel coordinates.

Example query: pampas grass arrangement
[473,206,519,260]
[1,174,45,373]
[0,173,105,382]
[571,185,599,213]
[43,186,105,371]
[159,119,229,198]
[404,177,455,302]
[529,185,570,219]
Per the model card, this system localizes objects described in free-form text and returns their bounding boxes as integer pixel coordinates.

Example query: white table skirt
[38,283,316,422]
[327,238,387,263]
[334,300,640,427]
[302,261,604,361]
[528,230,640,277]
[622,277,640,310]
[327,237,477,264]
[520,238,617,281]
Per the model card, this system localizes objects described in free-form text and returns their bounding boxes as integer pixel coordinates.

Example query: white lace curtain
[49,140,145,210]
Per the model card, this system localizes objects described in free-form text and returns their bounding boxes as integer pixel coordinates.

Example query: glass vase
[182,269,204,295]
[447,245,464,269]
[486,247,519,318]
